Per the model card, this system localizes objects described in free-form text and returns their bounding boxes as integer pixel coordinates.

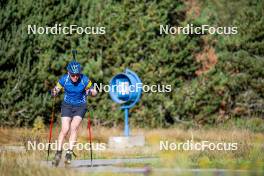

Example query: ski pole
[47,96,56,162]
[87,109,93,167]
[72,49,77,61]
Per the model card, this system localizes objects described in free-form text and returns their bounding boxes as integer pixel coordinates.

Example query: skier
[51,60,97,166]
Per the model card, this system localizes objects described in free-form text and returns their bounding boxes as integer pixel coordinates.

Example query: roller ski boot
[52,150,62,167]
[64,150,73,165]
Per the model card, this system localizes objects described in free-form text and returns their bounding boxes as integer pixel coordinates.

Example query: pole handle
[72,50,77,61]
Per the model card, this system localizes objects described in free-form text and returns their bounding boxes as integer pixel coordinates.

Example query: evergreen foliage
[0,0,263,127]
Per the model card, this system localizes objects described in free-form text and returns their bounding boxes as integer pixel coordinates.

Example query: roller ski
[64,150,73,165]
[52,150,62,167]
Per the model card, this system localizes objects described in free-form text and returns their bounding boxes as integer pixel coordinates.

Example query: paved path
[49,158,157,168]
[81,158,154,167]
[42,158,155,174]
[41,158,262,175]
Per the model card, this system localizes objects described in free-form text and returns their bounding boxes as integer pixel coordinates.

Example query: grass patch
[0,124,264,175]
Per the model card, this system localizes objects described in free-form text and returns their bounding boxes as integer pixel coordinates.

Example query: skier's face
[69,73,80,82]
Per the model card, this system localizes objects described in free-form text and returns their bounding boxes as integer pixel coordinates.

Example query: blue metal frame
[109,68,142,136]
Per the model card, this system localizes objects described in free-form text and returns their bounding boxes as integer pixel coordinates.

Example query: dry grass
[0,125,263,175]
[0,152,79,176]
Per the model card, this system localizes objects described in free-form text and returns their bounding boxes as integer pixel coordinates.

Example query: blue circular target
[109,68,142,136]
[109,69,142,109]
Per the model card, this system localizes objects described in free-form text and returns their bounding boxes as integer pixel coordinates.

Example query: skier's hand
[50,88,58,97]
[86,88,97,97]
[90,88,97,97]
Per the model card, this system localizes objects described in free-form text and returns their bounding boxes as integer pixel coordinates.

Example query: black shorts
[61,102,87,118]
